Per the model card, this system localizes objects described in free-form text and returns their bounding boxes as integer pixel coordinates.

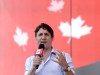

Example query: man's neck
[44,47,52,56]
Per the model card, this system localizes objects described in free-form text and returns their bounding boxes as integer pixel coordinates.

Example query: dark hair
[34,23,54,38]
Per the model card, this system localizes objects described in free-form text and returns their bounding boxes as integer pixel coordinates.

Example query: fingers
[55,50,65,58]
[33,56,42,66]
[52,58,59,63]
[52,51,69,70]
[56,50,63,57]
[52,50,68,68]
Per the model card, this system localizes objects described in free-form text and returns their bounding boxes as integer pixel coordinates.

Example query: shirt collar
[50,48,57,56]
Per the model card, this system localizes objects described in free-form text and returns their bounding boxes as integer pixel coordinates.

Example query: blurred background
[0,0,100,75]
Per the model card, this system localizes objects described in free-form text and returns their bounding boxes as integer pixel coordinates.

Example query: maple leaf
[48,0,64,12]
[13,26,29,50]
[59,16,93,44]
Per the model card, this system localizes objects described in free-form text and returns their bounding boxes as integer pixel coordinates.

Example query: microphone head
[38,44,45,49]
[35,44,44,57]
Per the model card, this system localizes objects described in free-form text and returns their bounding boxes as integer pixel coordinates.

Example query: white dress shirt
[25,49,75,75]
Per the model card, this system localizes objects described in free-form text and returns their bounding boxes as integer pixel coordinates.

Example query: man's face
[35,28,53,49]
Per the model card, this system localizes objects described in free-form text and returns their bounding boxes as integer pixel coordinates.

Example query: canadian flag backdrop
[0,0,100,75]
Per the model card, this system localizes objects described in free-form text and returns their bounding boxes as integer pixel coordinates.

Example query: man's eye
[38,33,42,36]
[45,33,49,36]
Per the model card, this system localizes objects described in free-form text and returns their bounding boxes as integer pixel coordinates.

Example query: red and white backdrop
[0,0,100,75]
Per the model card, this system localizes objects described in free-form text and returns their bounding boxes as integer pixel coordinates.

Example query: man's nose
[41,35,46,39]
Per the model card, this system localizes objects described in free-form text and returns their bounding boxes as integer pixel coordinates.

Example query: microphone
[35,44,45,69]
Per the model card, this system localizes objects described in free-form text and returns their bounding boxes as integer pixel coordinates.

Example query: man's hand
[27,56,42,75]
[52,51,69,70]
[52,51,74,75]
[32,56,42,70]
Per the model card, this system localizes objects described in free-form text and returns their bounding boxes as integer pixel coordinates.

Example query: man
[25,23,76,75]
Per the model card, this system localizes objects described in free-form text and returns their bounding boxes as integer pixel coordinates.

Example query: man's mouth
[40,41,47,44]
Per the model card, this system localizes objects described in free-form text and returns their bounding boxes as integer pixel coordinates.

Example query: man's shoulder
[25,56,35,62]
